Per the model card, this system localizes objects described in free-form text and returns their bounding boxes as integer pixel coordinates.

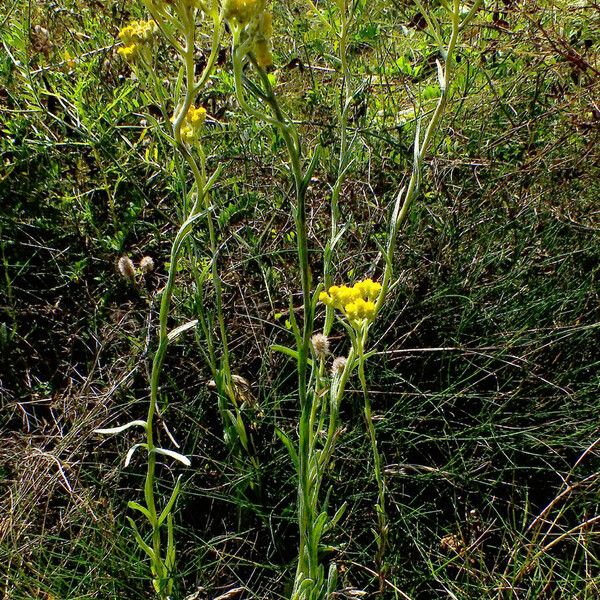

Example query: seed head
[140,256,155,273]
[332,356,347,376]
[311,333,330,359]
[117,256,136,279]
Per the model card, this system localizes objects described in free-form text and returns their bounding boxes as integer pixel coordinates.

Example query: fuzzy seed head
[118,256,136,279]
[311,333,330,359]
[140,256,155,273]
[332,356,348,376]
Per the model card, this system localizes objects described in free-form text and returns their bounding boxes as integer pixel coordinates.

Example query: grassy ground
[1,1,599,598]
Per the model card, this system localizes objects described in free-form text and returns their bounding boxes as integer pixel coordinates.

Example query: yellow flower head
[319,278,382,328]
[187,105,207,126]
[180,105,207,143]
[223,0,266,24]
[355,278,382,302]
[117,20,157,62]
[117,44,138,61]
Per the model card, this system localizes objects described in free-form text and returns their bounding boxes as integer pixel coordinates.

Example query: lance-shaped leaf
[128,500,153,522]
[324,502,347,533]
[165,513,176,571]
[270,345,314,368]
[152,447,191,467]
[126,516,155,561]
[275,427,298,470]
[125,443,147,467]
[167,319,198,342]
[157,475,182,527]
[94,420,147,435]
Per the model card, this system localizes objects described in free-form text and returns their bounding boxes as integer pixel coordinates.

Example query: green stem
[324,0,354,336]
[378,0,463,312]
[356,326,387,592]
[231,30,318,596]
[137,6,226,597]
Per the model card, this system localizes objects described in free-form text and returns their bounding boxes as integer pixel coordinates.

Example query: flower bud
[223,0,266,24]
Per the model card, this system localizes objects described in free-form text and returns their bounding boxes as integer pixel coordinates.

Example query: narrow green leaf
[271,344,314,367]
[325,502,347,532]
[126,516,155,561]
[275,427,299,469]
[128,501,152,522]
[158,475,182,528]
[165,513,176,571]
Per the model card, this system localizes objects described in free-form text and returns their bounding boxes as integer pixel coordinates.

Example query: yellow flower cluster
[253,11,273,68]
[224,0,273,68]
[117,20,157,62]
[180,106,207,143]
[319,279,382,328]
[223,0,266,24]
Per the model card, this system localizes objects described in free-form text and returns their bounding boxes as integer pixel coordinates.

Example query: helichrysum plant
[95,1,229,598]
[94,0,484,598]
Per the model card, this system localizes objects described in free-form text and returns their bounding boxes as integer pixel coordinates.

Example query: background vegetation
[1,0,598,598]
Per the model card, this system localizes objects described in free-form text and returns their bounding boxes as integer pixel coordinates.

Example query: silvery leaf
[167,320,198,342]
[153,447,191,467]
[94,420,147,435]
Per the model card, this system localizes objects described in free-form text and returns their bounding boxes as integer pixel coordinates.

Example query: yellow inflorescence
[180,105,207,143]
[117,20,157,62]
[319,278,382,328]
[223,0,266,24]
[224,0,273,67]
[253,11,273,67]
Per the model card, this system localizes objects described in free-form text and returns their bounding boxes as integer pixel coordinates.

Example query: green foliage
[1,0,598,599]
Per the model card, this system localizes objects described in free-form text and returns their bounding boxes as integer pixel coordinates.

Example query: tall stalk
[96,2,230,596]
[226,2,483,598]
[229,19,332,597]
[323,0,360,337]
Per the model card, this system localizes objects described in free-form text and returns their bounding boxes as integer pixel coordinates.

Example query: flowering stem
[130,5,227,597]
[231,29,322,597]
[356,326,387,593]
